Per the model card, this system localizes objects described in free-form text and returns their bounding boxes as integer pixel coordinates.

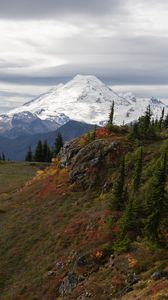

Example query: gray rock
[151,271,168,281]
[59,272,78,297]
[76,255,88,267]
[47,270,55,276]
[116,285,133,298]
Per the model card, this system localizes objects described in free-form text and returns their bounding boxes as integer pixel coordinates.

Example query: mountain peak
[73,74,102,82]
[66,74,105,89]
[0,75,167,137]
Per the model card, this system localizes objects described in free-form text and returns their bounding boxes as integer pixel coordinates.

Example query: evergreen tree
[159,108,165,131]
[120,194,140,240]
[135,105,158,139]
[144,105,152,131]
[120,149,143,240]
[25,145,33,162]
[108,101,115,125]
[164,114,168,128]
[2,152,5,161]
[130,122,139,139]
[42,140,47,162]
[34,140,43,162]
[144,153,167,241]
[46,146,52,162]
[42,140,50,162]
[54,133,63,156]
[110,156,125,211]
[133,147,143,192]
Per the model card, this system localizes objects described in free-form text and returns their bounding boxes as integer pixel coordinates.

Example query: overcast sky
[0,0,168,112]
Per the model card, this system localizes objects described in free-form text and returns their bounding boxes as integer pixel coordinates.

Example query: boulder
[76,255,88,267]
[151,271,168,281]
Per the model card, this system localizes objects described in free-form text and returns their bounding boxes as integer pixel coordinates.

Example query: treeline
[109,145,167,249]
[108,106,168,250]
[0,152,6,161]
[130,106,168,140]
[25,133,63,162]
[107,101,168,137]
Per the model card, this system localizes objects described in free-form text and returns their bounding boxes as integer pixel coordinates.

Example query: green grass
[0,162,42,194]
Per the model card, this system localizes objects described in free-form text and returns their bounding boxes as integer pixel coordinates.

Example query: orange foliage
[52,157,59,165]
[95,250,103,258]
[127,254,138,269]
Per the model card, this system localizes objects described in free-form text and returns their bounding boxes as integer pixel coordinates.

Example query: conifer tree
[133,147,143,192]
[130,122,139,140]
[42,140,51,162]
[120,194,140,240]
[110,156,125,211]
[46,146,52,162]
[138,105,151,135]
[46,142,52,162]
[108,101,115,125]
[144,105,152,131]
[34,140,43,162]
[144,153,167,241]
[158,108,165,131]
[164,114,168,128]
[25,145,33,162]
[54,133,63,156]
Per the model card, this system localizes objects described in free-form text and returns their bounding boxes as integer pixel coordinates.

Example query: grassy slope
[0,134,168,300]
[0,162,41,194]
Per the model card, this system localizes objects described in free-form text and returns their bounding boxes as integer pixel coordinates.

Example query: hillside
[0,120,168,299]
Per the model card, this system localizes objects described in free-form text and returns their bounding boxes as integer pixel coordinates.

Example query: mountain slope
[0,111,61,138]
[0,127,168,300]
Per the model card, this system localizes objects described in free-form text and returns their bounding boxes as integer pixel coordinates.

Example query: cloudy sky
[0,0,168,112]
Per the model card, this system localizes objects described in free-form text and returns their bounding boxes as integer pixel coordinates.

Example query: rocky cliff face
[59,132,131,190]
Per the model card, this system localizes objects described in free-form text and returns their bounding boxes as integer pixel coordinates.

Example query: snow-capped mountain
[10,75,132,126]
[0,75,168,138]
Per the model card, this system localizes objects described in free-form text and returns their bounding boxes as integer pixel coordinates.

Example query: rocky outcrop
[59,138,129,189]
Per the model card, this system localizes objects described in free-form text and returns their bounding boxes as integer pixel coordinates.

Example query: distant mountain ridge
[0,120,96,161]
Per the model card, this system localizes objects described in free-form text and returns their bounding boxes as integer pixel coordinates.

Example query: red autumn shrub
[95,128,110,138]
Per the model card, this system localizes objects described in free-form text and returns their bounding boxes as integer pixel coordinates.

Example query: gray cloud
[0,0,168,113]
[0,0,124,19]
